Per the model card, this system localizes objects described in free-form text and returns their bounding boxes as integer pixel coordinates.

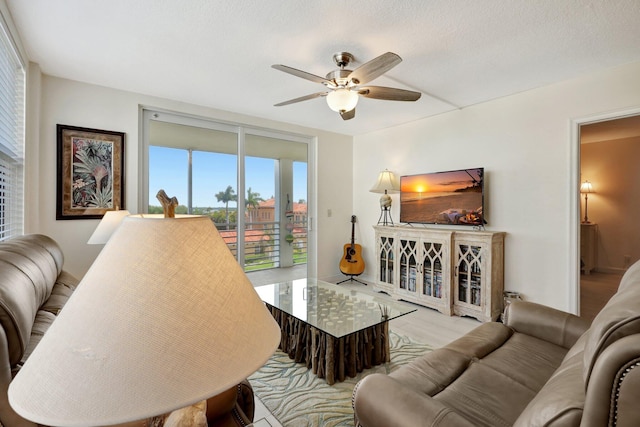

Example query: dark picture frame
[56,124,125,220]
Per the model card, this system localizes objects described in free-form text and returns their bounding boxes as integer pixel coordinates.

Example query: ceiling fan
[272,51,422,120]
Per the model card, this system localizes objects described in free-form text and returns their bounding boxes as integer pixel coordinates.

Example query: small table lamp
[87,209,131,244]
[370,169,400,226]
[9,213,280,426]
[580,181,594,223]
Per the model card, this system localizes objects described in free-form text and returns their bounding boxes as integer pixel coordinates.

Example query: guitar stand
[337,275,368,285]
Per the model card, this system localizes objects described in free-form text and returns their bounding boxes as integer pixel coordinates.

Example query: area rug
[248,331,431,427]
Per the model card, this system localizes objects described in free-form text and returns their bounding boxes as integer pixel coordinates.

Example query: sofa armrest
[582,334,640,427]
[352,374,475,427]
[505,301,590,349]
[234,379,254,422]
[0,329,35,427]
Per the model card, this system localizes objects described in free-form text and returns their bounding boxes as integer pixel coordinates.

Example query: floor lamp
[580,181,594,223]
[370,169,400,226]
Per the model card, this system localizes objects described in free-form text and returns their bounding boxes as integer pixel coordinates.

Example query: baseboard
[594,266,627,275]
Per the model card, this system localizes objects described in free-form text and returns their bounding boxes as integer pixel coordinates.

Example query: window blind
[0,20,24,240]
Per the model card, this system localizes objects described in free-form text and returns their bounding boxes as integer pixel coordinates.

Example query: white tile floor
[252,399,280,427]
[246,268,480,426]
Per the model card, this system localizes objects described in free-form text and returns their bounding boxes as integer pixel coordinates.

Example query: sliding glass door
[141,109,313,277]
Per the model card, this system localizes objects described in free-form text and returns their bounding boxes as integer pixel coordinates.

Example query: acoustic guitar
[339,215,365,276]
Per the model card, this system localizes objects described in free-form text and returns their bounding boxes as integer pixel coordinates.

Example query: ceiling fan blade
[274,92,327,107]
[358,86,422,101]
[348,52,402,85]
[272,64,333,85]
[340,108,356,120]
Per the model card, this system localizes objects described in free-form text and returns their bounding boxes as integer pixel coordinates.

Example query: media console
[374,225,505,322]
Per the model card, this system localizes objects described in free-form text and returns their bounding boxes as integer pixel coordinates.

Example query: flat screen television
[399,167,484,226]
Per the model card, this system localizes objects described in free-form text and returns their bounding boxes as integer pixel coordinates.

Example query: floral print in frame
[56,125,125,220]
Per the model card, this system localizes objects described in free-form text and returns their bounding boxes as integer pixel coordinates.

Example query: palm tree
[215,185,237,228]
[245,187,264,228]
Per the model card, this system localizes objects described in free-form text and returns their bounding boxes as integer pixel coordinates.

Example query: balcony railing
[213,220,307,271]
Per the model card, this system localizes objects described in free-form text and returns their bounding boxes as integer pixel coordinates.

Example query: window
[142,109,314,275]
[0,18,25,240]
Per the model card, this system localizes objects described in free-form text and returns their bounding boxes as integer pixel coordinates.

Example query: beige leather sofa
[0,234,255,427]
[0,234,80,427]
[353,259,640,427]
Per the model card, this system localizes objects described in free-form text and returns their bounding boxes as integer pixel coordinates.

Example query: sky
[148,146,307,208]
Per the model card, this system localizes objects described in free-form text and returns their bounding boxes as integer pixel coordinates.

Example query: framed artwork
[56,124,125,220]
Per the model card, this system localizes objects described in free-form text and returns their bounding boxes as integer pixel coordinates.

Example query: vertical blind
[0,21,24,240]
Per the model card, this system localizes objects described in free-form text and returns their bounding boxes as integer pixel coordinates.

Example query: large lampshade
[326,88,359,112]
[9,215,280,426]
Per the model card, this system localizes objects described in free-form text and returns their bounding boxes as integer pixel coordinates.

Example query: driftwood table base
[266,303,390,385]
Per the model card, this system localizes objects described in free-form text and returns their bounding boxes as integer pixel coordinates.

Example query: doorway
[140,108,315,283]
[578,114,640,320]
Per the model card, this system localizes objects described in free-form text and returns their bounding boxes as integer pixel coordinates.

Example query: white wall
[353,61,640,312]
[28,73,353,279]
[26,62,640,312]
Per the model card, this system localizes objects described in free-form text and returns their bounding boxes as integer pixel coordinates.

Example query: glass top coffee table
[254,278,416,384]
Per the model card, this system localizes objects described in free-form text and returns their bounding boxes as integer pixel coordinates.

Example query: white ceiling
[6,0,640,136]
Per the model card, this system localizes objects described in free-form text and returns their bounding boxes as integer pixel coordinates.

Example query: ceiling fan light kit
[272,51,421,120]
[326,88,359,112]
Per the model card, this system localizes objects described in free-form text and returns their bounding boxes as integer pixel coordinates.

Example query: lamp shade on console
[580,180,595,223]
[9,215,280,426]
[370,169,400,225]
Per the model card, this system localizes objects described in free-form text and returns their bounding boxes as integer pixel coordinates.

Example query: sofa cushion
[429,331,568,427]
[480,332,567,393]
[40,271,79,315]
[390,322,512,395]
[0,259,48,365]
[390,347,475,396]
[514,350,585,427]
[0,240,59,292]
[434,361,537,427]
[386,322,569,427]
[445,321,513,358]
[17,309,56,370]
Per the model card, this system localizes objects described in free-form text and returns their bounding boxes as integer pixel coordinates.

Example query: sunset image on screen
[400,168,484,225]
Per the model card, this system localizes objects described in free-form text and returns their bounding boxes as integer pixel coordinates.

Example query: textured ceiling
[6,0,640,136]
